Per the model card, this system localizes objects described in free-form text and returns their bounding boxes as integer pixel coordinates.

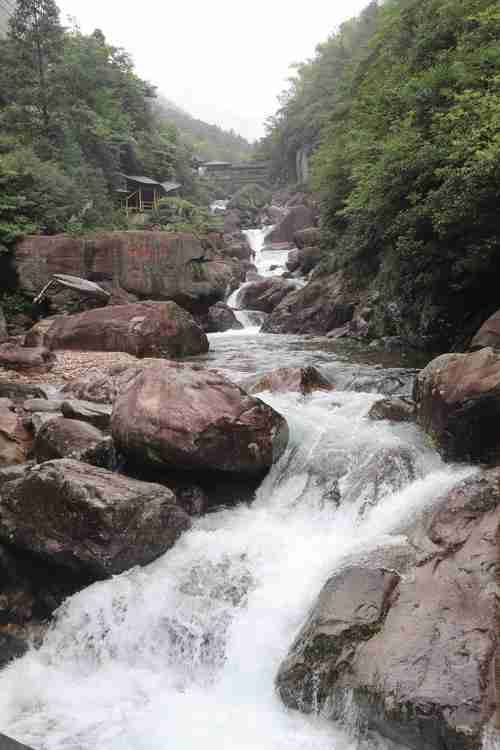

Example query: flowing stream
[0,229,477,750]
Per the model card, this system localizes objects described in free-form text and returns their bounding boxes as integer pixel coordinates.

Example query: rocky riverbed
[0,219,499,750]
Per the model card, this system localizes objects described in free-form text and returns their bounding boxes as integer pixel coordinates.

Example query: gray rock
[0,459,191,578]
[61,399,112,430]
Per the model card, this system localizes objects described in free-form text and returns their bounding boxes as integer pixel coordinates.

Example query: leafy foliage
[0,0,230,255]
[149,197,222,236]
[261,0,500,348]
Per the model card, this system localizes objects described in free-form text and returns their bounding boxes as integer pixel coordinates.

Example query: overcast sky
[57,0,371,142]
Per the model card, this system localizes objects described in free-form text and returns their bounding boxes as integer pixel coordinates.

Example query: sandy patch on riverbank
[0,350,140,387]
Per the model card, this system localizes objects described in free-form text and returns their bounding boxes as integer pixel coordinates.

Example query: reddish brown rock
[470,309,500,350]
[0,459,191,578]
[276,469,500,750]
[262,272,357,335]
[414,347,500,464]
[242,366,333,396]
[236,279,296,314]
[111,362,289,477]
[266,205,316,245]
[45,301,209,358]
[15,232,239,313]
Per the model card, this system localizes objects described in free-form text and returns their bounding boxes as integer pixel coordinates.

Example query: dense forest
[0,0,250,255]
[259,0,500,348]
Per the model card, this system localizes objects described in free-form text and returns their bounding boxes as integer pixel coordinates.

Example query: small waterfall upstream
[227,227,291,330]
[0,228,486,750]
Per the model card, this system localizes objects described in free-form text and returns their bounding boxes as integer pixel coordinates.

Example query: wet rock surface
[45,301,209,358]
[111,362,289,477]
[367,397,415,423]
[414,347,500,463]
[276,469,500,750]
[237,278,296,314]
[0,459,191,579]
[242,366,334,396]
[200,302,242,333]
[262,273,357,335]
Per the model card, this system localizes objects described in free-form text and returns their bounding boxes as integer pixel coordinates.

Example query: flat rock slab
[61,399,112,429]
[0,459,191,578]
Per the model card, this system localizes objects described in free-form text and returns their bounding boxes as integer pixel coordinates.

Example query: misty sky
[57,0,371,142]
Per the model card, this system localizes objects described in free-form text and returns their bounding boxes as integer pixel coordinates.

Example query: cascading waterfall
[227,227,291,330]
[0,387,473,750]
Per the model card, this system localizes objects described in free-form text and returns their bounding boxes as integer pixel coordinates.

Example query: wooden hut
[117,175,181,214]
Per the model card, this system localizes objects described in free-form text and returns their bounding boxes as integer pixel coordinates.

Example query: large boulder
[266,205,316,245]
[262,272,357,335]
[0,459,191,578]
[414,347,500,464]
[470,309,500,350]
[242,366,333,396]
[34,417,114,468]
[276,469,500,750]
[236,279,296,314]
[45,301,209,358]
[0,399,33,467]
[14,232,239,314]
[200,302,242,333]
[111,362,289,477]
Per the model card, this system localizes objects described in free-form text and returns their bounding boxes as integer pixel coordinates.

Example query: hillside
[155,96,253,163]
[259,0,500,350]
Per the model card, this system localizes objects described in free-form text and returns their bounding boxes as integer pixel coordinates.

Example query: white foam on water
[0,389,474,750]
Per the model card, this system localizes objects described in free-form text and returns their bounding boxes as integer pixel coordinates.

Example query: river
[0,229,476,750]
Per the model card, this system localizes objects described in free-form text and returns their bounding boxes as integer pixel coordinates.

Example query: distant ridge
[154,95,253,164]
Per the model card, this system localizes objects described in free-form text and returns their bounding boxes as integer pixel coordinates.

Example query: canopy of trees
[0,0,250,254]
[259,0,500,348]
